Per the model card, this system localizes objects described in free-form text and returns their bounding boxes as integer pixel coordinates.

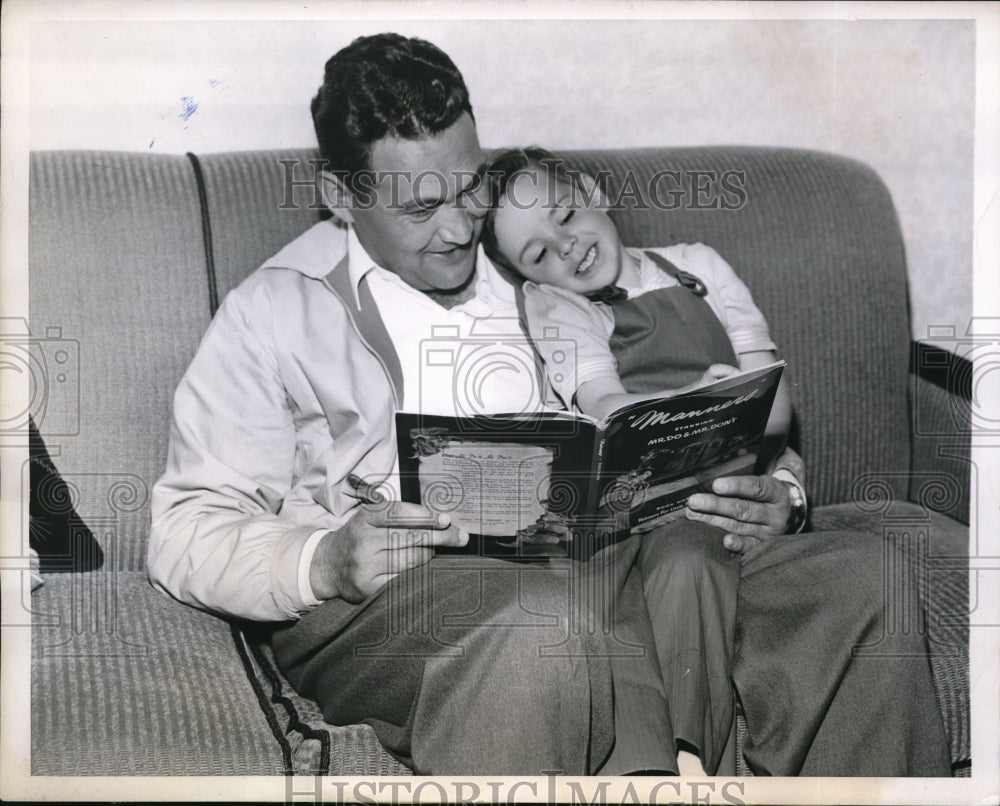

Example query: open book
[396,361,785,560]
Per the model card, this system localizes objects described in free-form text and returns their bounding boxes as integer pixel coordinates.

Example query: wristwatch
[781,480,808,534]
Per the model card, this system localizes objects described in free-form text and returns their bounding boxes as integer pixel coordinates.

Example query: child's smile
[576,244,598,275]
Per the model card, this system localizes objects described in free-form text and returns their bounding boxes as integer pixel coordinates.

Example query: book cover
[395,361,785,560]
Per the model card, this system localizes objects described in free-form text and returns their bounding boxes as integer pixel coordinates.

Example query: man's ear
[319,170,354,225]
[575,172,611,211]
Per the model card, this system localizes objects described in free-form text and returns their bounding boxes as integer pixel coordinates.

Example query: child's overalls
[586,249,742,775]
[586,250,739,392]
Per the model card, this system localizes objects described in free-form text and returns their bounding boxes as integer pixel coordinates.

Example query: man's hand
[309,503,469,603]
[685,475,791,554]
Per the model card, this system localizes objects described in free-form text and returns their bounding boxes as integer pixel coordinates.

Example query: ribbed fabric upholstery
[31,572,286,775]
[29,152,213,571]
[909,373,972,524]
[193,150,328,307]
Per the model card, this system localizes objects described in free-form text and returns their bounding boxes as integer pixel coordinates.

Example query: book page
[415,440,553,536]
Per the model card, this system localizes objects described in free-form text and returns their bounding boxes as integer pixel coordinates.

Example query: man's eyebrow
[400,168,484,211]
[466,162,487,191]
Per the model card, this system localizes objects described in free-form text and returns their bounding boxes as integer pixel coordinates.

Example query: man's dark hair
[312,33,475,190]
[479,146,575,277]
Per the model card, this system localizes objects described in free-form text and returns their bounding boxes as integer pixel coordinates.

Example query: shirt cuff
[771,467,808,534]
[297,528,330,608]
[729,330,777,356]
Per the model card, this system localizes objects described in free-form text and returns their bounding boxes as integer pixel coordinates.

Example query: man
[149,33,951,776]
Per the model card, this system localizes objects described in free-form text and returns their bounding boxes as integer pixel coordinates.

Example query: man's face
[346,113,487,293]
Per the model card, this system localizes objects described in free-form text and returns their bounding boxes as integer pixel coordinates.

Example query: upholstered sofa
[26,146,971,776]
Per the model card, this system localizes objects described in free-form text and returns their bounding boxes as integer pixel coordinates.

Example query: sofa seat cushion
[811,503,970,774]
[232,626,410,776]
[31,571,287,775]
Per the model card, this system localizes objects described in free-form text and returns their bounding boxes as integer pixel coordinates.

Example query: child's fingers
[707,363,739,378]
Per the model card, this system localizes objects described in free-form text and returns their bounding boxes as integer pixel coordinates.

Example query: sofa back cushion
[191,151,330,311]
[29,151,213,570]
[196,146,912,508]
[27,146,913,571]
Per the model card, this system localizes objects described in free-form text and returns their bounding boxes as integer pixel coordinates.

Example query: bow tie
[585,284,630,304]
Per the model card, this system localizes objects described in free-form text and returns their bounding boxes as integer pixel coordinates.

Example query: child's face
[491,170,624,293]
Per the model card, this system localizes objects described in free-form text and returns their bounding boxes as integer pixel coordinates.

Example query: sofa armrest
[908,341,972,525]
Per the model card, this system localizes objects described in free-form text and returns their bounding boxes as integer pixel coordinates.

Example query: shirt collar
[345,227,518,309]
[346,227,378,304]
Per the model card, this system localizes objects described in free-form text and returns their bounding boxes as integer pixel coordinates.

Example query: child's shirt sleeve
[669,243,777,356]
[522,282,619,409]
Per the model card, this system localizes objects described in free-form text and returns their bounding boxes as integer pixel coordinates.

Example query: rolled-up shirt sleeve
[148,279,321,622]
[523,282,619,408]
[676,243,776,356]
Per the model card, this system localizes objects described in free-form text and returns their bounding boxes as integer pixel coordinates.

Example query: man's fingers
[686,507,769,537]
[359,541,456,598]
[687,492,772,527]
[723,533,762,554]
[709,474,782,502]
[357,503,470,548]
[408,525,470,548]
[723,533,745,553]
[364,502,450,530]
[380,523,470,549]
[377,546,434,573]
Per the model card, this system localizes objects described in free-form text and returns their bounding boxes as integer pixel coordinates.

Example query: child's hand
[656,365,740,399]
[699,364,739,385]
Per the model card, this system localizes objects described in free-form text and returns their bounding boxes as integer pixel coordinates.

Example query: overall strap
[323,255,404,407]
[643,250,707,296]
[511,281,552,401]
[604,249,737,392]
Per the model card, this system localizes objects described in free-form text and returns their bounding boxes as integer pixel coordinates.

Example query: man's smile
[428,242,474,262]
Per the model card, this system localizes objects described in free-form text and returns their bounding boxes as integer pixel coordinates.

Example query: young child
[478,147,794,776]
[479,147,790,446]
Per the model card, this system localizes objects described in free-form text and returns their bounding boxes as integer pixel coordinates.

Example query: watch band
[781,480,808,534]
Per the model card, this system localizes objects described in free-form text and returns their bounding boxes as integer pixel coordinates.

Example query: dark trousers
[272,555,615,775]
[594,522,741,775]
[271,526,951,776]
[734,531,952,776]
